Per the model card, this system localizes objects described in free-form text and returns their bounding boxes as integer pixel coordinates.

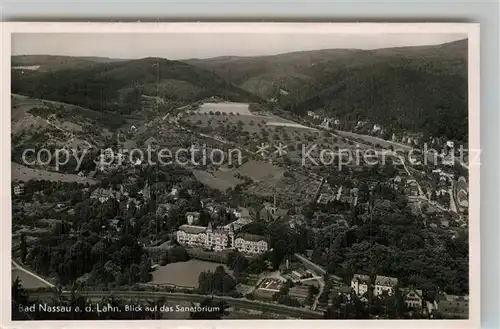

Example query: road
[27,290,323,319]
[12,260,55,288]
[334,129,469,170]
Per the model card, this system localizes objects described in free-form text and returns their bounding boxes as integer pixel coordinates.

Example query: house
[77,171,85,177]
[317,193,335,205]
[436,293,469,319]
[13,183,24,196]
[372,124,382,133]
[103,148,114,159]
[91,188,115,203]
[170,187,179,199]
[446,140,455,149]
[405,180,420,198]
[186,212,201,225]
[401,288,423,309]
[374,275,398,296]
[232,207,251,220]
[223,216,252,232]
[234,233,268,254]
[351,274,371,296]
[126,198,142,210]
[259,203,289,222]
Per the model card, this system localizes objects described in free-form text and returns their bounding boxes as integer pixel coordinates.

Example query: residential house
[223,216,252,232]
[234,233,268,254]
[374,275,398,296]
[351,274,371,296]
[91,188,115,203]
[401,288,423,309]
[232,207,251,220]
[405,179,420,198]
[259,203,289,222]
[186,212,201,225]
[13,183,24,196]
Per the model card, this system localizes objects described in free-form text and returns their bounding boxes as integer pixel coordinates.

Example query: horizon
[12,33,467,60]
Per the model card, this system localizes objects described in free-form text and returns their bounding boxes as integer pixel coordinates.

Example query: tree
[12,278,30,320]
[20,233,27,263]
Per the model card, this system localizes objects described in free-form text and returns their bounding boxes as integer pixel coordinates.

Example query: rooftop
[375,275,398,287]
[352,274,371,284]
[178,224,207,235]
[236,233,267,242]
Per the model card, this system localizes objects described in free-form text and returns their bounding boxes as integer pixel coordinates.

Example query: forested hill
[12,57,262,116]
[186,39,468,142]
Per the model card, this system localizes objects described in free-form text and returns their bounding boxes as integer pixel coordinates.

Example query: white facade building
[351,274,371,296]
[176,222,267,254]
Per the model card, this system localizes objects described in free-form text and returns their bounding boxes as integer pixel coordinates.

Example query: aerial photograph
[10,30,470,320]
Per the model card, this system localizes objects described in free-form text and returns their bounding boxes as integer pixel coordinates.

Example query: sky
[12,33,467,60]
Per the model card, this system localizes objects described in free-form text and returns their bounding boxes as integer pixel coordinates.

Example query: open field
[12,162,99,184]
[192,169,243,191]
[198,102,252,115]
[193,160,284,191]
[150,259,231,288]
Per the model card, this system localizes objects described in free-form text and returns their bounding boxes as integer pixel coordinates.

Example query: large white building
[176,222,268,254]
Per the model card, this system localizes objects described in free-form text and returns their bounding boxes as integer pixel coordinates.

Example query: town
[10,35,470,320]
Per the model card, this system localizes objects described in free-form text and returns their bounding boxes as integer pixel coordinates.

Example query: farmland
[150,259,232,288]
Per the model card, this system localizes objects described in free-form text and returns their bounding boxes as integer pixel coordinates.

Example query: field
[198,102,253,115]
[150,259,231,288]
[12,162,99,184]
[192,169,243,191]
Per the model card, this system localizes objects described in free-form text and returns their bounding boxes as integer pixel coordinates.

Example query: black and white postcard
[1,22,480,329]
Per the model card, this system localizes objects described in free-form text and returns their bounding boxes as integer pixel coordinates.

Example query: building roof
[91,188,115,198]
[401,287,423,298]
[178,225,206,235]
[352,274,371,284]
[375,275,398,287]
[186,211,201,218]
[236,233,267,243]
